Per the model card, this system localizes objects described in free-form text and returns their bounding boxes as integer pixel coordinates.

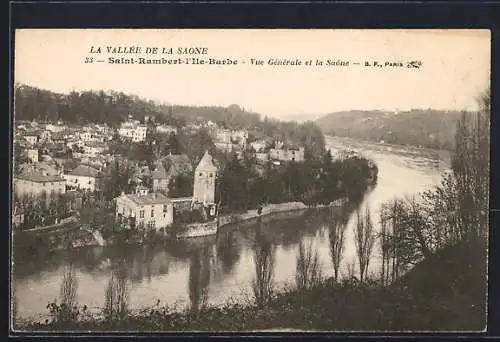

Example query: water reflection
[188,246,211,312]
[215,230,241,276]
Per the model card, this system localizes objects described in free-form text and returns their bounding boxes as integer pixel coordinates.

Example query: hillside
[316,109,464,150]
[13,84,262,129]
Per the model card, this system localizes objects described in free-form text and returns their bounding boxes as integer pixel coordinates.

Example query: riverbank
[176,198,348,239]
[14,236,486,332]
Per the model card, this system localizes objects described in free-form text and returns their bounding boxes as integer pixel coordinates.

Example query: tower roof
[196,150,217,171]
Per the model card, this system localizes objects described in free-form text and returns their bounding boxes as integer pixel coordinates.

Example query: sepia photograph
[10,29,490,333]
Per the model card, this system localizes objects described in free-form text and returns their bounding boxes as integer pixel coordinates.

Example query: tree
[354,206,375,283]
[328,205,348,282]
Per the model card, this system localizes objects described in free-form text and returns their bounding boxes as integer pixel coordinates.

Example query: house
[12,204,25,228]
[214,141,233,153]
[250,140,268,153]
[151,160,169,194]
[83,141,108,156]
[77,131,92,142]
[63,164,104,192]
[193,150,217,205]
[118,121,148,142]
[156,124,178,135]
[18,162,61,177]
[215,129,232,144]
[26,149,39,163]
[23,133,39,146]
[13,172,66,198]
[269,145,305,162]
[115,187,174,231]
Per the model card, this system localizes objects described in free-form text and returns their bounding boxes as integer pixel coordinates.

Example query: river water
[12,136,451,322]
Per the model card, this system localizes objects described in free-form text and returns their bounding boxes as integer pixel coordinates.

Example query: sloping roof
[151,160,167,179]
[18,162,59,176]
[122,192,171,206]
[15,172,64,183]
[67,164,102,178]
[162,154,193,176]
[85,141,108,149]
[196,150,217,171]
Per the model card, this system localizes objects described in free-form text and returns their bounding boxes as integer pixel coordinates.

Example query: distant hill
[316,109,464,150]
[13,84,263,130]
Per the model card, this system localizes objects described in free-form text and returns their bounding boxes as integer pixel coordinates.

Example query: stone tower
[193,150,217,205]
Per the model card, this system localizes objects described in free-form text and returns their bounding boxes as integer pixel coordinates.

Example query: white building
[156,124,178,135]
[115,188,174,231]
[26,149,39,163]
[77,131,92,142]
[215,129,232,144]
[14,173,66,198]
[250,140,268,153]
[269,146,305,162]
[193,150,217,205]
[118,122,148,142]
[23,134,39,146]
[63,164,103,192]
[83,141,108,156]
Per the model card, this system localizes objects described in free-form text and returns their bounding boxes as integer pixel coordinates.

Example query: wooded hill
[316,110,465,150]
[13,84,262,129]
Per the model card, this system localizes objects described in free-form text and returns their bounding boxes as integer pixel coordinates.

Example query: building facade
[118,122,148,142]
[14,173,66,198]
[193,150,217,205]
[63,164,103,192]
[115,188,174,231]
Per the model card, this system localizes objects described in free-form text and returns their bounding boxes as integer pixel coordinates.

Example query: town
[12,104,352,250]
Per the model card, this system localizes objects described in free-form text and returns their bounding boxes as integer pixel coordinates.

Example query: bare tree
[354,206,375,283]
[58,264,78,322]
[252,225,275,308]
[104,265,129,321]
[328,207,347,283]
[295,240,323,291]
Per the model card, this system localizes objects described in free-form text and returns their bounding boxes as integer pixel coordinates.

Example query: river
[12,136,451,322]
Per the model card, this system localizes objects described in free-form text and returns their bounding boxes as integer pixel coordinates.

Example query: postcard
[11,29,490,333]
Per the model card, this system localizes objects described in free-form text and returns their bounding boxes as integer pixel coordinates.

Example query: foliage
[167,172,194,198]
[316,109,464,150]
[217,150,377,214]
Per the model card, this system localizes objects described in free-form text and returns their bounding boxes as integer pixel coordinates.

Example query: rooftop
[196,150,217,171]
[15,172,64,183]
[151,160,167,179]
[121,192,171,206]
[67,164,102,178]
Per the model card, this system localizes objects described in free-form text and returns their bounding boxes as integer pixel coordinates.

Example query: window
[199,173,203,177]
[129,209,132,216]
[139,210,144,218]
[209,173,213,178]
[151,209,155,217]
[163,204,168,213]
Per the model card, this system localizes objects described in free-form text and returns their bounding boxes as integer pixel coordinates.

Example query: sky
[14,29,490,120]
